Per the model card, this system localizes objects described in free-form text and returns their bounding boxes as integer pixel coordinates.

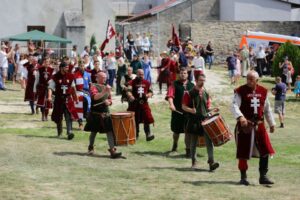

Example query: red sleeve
[182,92,191,106]
[207,97,211,109]
[165,84,175,100]
[90,85,98,99]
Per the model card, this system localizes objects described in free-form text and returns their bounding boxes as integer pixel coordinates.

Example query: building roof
[278,0,300,5]
[121,0,186,22]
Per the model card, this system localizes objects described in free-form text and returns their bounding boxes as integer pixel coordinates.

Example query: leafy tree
[272,41,300,82]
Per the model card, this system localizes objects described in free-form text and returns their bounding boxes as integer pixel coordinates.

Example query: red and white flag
[172,24,180,47]
[106,20,116,40]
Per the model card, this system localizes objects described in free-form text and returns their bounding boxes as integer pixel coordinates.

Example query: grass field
[0,68,299,200]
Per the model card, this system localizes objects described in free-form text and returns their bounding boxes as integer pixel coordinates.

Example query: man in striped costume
[74,61,91,130]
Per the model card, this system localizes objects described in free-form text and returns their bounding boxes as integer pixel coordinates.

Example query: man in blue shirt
[272,77,287,128]
[226,51,236,84]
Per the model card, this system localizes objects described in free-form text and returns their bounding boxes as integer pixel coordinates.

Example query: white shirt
[107,57,117,70]
[135,37,142,47]
[80,50,89,58]
[141,37,150,51]
[231,92,276,127]
[256,50,266,59]
[192,56,205,72]
[0,50,8,69]
[90,56,103,71]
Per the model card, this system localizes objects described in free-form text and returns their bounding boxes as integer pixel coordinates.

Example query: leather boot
[259,156,274,185]
[108,148,122,159]
[239,170,250,186]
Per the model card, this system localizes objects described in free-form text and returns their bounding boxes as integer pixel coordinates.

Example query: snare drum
[201,113,232,146]
[111,112,136,146]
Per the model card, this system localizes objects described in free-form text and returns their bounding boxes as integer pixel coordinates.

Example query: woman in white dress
[17,54,28,89]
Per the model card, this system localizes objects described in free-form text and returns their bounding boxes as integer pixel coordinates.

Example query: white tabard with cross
[43,71,49,80]
[61,85,68,95]
[250,96,260,114]
[137,86,144,98]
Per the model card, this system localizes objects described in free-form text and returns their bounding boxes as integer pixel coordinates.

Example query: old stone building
[120,0,300,62]
[0,0,115,53]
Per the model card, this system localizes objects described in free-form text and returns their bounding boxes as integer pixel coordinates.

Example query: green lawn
[0,69,299,200]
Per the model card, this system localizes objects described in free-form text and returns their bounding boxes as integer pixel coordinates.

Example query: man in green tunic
[166,68,194,157]
[182,73,219,171]
[84,72,122,159]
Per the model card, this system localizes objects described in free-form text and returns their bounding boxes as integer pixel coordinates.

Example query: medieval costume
[127,77,155,141]
[166,78,194,156]
[74,68,92,128]
[182,86,219,171]
[84,82,122,158]
[48,63,78,140]
[232,84,276,185]
[24,60,38,114]
[157,55,178,93]
[120,73,136,103]
[34,64,54,121]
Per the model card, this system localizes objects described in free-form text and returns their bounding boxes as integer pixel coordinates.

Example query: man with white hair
[231,70,276,186]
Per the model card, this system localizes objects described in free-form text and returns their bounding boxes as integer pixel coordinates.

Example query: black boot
[209,162,220,171]
[171,143,178,152]
[88,145,94,155]
[145,125,154,141]
[108,148,122,159]
[259,156,274,185]
[67,133,74,140]
[57,123,63,137]
[239,170,250,186]
[191,159,197,169]
[185,148,190,158]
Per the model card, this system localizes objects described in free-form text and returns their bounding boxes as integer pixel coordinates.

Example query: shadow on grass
[0,103,28,106]
[261,79,275,85]
[286,98,299,102]
[18,134,69,140]
[53,151,127,159]
[133,150,204,159]
[183,180,238,186]
[150,166,210,173]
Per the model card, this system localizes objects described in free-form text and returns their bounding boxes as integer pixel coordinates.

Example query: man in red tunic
[157,51,178,94]
[34,57,54,121]
[127,69,155,141]
[48,62,79,140]
[231,70,276,185]
[24,55,38,114]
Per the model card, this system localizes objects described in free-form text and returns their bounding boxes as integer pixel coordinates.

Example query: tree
[272,41,300,82]
[90,34,97,54]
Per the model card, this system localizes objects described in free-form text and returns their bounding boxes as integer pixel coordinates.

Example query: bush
[272,41,300,81]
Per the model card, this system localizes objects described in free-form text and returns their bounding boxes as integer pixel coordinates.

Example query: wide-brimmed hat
[160,50,168,55]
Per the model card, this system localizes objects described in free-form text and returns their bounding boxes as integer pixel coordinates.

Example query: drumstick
[174,110,183,115]
[93,101,105,107]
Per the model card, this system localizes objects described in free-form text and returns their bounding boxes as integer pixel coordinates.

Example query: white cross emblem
[137,86,144,98]
[43,71,49,80]
[61,85,68,95]
[251,97,260,114]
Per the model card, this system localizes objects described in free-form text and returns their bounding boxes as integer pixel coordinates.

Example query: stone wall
[122,0,219,55]
[182,21,300,63]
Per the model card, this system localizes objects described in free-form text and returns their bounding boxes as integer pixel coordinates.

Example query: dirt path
[0,69,231,117]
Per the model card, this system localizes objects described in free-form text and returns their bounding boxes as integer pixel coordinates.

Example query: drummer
[182,73,219,171]
[84,71,122,159]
